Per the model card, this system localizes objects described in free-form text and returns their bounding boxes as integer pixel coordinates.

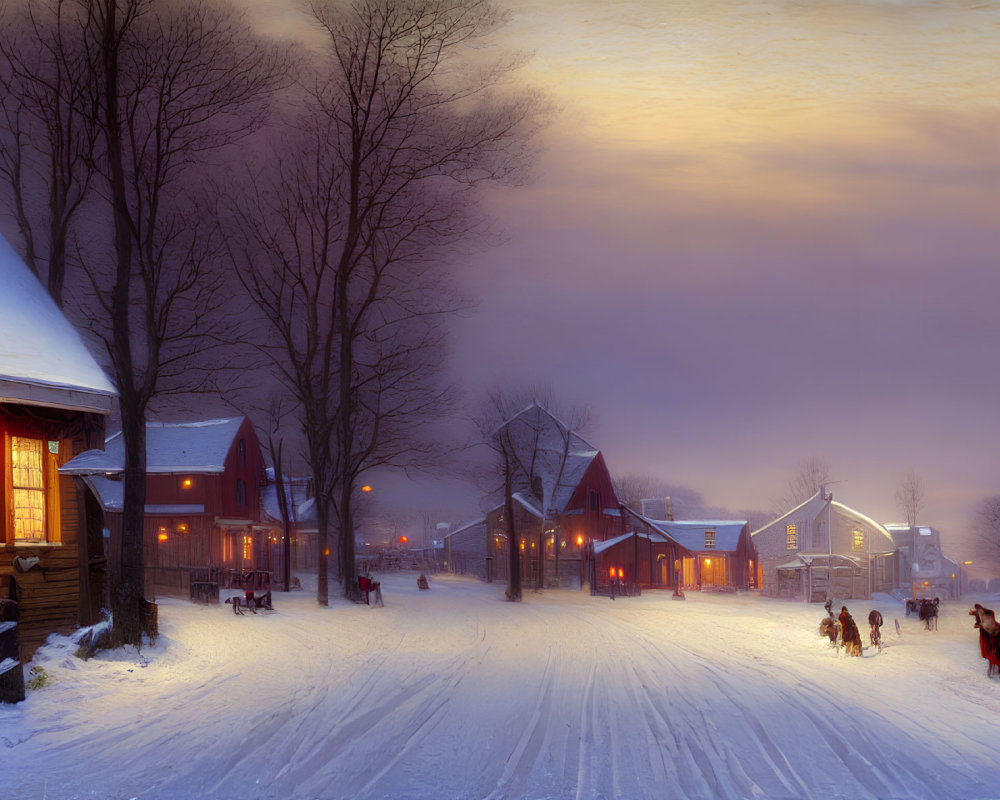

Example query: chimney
[640,498,665,519]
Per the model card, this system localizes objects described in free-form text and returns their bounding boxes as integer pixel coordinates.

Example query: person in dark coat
[839,606,863,657]
[868,609,884,652]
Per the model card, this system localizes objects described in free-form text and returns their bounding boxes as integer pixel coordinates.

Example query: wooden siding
[1,475,83,659]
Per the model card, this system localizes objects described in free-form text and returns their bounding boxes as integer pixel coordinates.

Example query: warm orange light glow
[610,567,616,578]
[618,568,624,579]
[181,478,193,489]
[157,532,168,542]
[400,536,408,543]
[176,522,189,535]
[964,561,974,565]
[705,558,711,566]
[361,485,373,492]
[323,548,330,556]
[923,581,929,587]
[576,535,584,546]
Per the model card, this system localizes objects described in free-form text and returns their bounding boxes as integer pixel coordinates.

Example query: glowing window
[704,529,716,549]
[243,535,253,561]
[786,524,797,550]
[11,437,46,541]
[852,529,865,551]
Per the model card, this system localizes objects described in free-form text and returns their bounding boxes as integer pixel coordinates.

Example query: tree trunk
[504,456,520,601]
[102,0,146,648]
[315,491,329,607]
[338,480,358,601]
[113,402,147,646]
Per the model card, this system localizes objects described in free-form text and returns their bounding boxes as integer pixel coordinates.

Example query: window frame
[786,523,798,550]
[4,433,62,545]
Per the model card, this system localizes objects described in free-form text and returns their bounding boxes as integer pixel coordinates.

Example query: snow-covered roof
[78,475,207,515]
[653,519,748,552]
[444,517,487,540]
[61,418,247,475]
[0,233,116,413]
[495,403,601,517]
[593,530,659,554]
[624,505,747,553]
[752,490,895,549]
[261,478,313,525]
[512,491,543,518]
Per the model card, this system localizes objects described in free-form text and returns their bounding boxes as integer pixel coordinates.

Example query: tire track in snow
[483,641,557,800]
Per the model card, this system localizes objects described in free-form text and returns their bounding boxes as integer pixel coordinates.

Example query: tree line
[0,0,538,645]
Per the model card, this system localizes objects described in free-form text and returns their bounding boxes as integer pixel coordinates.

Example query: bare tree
[226,0,538,605]
[776,456,831,512]
[895,469,924,528]
[613,473,670,513]
[19,0,285,646]
[477,390,591,597]
[971,495,1000,568]
[0,0,99,307]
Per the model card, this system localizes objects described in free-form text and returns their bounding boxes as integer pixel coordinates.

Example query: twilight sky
[245,0,1000,549]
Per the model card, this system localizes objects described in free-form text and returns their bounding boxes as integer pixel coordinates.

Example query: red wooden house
[61,417,271,594]
[612,506,758,594]
[0,234,116,661]
[482,404,625,589]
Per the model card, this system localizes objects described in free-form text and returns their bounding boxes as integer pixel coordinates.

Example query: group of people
[820,600,882,657]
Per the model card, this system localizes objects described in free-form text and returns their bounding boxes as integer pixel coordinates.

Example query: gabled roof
[443,517,487,540]
[261,478,313,525]
[752,489,895,549]
[654,519,748,552]
[625,505,748,552]
[0,233,116,413]
[593,530,660,554]
[75,475,207,515]
[495,403,601,517]
[60,417,247,475]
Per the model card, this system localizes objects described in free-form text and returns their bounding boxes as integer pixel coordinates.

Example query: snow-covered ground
[3,573,1000,800]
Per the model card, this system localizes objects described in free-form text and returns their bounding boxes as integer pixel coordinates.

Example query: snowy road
[4,573,1000,799]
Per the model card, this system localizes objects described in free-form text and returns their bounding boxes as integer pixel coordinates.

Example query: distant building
[0,234,116,659]
[752,488,897,602]
[482,404,623,589]
[883,524,960,599]
[617,508,758,593]
[61,417,269,594]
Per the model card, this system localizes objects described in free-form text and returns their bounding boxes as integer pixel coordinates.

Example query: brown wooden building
[61,417,271,595]
[597,508,758,594]
[0,234,116,660]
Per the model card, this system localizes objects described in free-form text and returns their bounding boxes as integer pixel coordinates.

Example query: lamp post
[961,561,973,597]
